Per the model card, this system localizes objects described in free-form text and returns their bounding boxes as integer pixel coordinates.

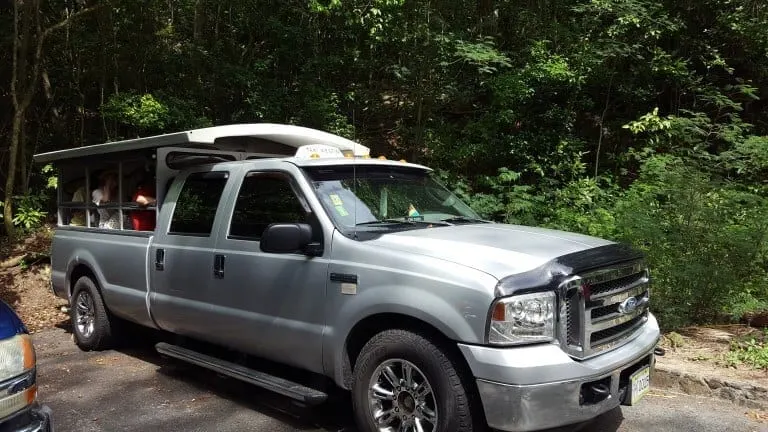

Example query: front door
[149,169,234,340]
[210,170,329,374]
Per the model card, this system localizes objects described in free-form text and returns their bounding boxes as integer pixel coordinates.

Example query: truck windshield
[304,165,483,231]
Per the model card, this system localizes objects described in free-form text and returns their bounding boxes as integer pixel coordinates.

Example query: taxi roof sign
[295,144,345,160]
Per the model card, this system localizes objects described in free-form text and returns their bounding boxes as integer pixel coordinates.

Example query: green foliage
[102,93,211,136]
[727,292,768,322]
[724,330,768,370]
[294,91,355,139]
[622,108,672,136]
[308,0,343,14]
[102,93,170,131]
[442,165,620,238]
[665,332,686,349]
[11,194,48,232]
[42,164,57,190]
[722,136,768,181]
[453,37,512,75]
[0,164,55,232]
[547,177,620,238]
[614,155,768,328]
[445,146,768,330]
[4,0,768,329]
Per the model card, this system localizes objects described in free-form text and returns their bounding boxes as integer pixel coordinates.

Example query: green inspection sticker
[335,205,349,216]
[330,194,343,206]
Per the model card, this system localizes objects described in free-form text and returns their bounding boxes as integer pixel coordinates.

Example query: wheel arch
[69,264,99,298]
[65,250,108,301]
[343,313,487,431]
[342,313,477,393]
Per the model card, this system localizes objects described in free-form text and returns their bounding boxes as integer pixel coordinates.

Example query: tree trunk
[194,0,205,41]
[20,120,27,194]
[477,0,496,35]
[4,113,23,236]
[4,3,103,236]
[6,0,25,237]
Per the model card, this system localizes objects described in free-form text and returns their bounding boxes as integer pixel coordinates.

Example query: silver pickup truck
[37,124,661,432]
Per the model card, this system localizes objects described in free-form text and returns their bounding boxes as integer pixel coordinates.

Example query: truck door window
[228,173,313,241]
[169,172,228,236]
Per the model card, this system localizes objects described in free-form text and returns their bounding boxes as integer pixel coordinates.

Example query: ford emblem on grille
[618,297,639,315]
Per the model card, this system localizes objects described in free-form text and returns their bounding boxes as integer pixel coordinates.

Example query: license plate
[629,366,651,405]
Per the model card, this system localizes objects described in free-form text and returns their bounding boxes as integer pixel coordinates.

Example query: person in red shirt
[131,181,157,231]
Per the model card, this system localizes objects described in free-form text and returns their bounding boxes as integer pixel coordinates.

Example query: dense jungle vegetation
[1,0,767,329]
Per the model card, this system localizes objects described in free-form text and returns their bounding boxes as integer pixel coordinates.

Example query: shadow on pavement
[112,334,626,432]
[575,408,625,432]
[38,324,626,432]
[113,329,357,431]
[152,358,357,431]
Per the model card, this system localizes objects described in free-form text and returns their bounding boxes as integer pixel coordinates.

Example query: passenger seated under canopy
[92,170,121,229]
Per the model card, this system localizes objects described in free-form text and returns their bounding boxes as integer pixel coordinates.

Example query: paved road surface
[33,327,767,432]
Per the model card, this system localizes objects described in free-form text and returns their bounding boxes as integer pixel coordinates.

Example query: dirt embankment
[657,325,768,392]
[0,227,69,333]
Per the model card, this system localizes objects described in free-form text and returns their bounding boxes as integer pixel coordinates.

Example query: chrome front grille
[558,260,650,360]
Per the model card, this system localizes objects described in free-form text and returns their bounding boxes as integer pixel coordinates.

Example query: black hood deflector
[494,243,644,297]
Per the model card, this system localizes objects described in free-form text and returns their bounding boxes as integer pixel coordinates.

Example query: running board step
[155,342,328,405]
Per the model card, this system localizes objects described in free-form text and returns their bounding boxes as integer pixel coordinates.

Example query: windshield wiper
[439,216,491,224]
[356,219,452,227]
[356,219,418,226]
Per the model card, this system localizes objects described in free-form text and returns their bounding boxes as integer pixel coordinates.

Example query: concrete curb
[652,365,768,410]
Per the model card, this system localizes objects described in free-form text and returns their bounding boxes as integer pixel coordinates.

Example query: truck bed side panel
[51,228,155,328]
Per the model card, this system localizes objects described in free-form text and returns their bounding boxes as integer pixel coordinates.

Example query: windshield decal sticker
[329,194,343,206]
[335,205,350,217]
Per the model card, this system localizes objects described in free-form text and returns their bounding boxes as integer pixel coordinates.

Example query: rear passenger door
[210,170,328,374]
[149,170,234,340]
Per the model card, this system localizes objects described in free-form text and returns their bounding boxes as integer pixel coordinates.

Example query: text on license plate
[630,366,650,405]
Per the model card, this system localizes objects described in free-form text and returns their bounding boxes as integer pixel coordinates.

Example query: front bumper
[0,403,54,432]
[459,313,660,432]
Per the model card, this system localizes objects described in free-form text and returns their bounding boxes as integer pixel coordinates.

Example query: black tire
[351,329,478,432]
[70,276,116,351]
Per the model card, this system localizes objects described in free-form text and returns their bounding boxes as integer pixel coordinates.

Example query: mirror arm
[303,242,323,257]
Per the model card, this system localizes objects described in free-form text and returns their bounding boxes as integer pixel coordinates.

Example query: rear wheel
[351,329,478,432]
[70,276,116,351]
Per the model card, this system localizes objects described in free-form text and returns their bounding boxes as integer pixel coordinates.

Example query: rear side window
[169,172,228,236]
[229,173,309,240]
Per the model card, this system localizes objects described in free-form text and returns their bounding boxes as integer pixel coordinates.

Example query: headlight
[0,334,35,379]
[488,291,555,345]
[0,334,37,419]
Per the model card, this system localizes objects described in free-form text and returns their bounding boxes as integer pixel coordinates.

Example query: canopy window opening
[58,158,157,232]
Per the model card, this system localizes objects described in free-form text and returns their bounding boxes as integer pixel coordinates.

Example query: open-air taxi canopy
[35,124,372,231]
[33,123,371,163]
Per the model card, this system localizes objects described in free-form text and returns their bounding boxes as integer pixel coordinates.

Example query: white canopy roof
[34,123,371,163]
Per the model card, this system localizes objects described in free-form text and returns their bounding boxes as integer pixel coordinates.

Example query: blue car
[0,300,53,431]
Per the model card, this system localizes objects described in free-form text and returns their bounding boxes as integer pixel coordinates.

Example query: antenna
[352,105,358,239]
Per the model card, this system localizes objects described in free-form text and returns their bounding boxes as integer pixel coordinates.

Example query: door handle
[213,254,225,279]
[155,249,165,271]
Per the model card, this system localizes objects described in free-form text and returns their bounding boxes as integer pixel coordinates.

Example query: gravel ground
[31,327,768,432]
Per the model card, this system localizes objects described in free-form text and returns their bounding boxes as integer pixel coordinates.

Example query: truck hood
[367,223,613,280]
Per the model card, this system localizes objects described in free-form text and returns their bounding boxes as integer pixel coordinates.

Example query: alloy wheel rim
[368,358,438,432]
[75,291,95,338]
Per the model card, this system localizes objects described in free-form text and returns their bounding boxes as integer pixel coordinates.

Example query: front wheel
[70,276,116,351]
[351,329,479,432]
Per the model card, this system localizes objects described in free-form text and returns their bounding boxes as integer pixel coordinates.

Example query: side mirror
[260,223,320,255]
